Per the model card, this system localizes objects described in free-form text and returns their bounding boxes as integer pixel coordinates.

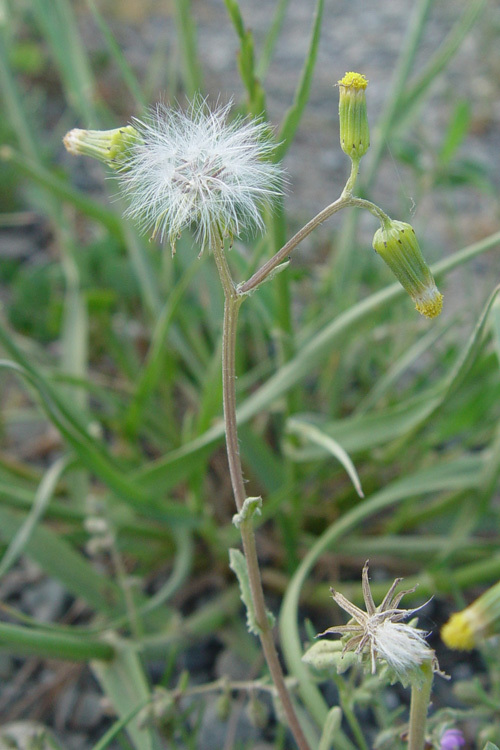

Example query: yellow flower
[441,580,500,650]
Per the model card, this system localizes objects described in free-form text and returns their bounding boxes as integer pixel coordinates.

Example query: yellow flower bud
[63,125,139,169]
[372,220,443,319]
[338,72,370,161]
[441,580,500,650]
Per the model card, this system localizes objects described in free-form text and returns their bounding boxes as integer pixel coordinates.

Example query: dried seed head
[316,562,442,687]
[118,99,283,253]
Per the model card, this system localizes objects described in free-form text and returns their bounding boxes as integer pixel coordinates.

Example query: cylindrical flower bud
[63,125,140,169]
[372,219,443,318]
[441,579,500,650]
[338,72,370,161]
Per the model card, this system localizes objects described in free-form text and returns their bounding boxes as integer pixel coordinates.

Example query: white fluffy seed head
[118,99,284,253]
[372,620,433,683]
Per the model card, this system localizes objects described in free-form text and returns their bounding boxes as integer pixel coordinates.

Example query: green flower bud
[63,125,140,169]
[338,72,370,161]
[372,220,443,318]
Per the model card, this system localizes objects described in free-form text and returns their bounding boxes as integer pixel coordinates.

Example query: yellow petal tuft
[441,612,475,651]
[338,72,368,89]
[414,289,443,319]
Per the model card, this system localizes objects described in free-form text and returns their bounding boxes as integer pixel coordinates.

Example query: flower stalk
[408,659,434,750]
[211,238,311,750]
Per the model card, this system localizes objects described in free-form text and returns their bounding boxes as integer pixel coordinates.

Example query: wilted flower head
[317,562,441,686]
[117,99,283,253]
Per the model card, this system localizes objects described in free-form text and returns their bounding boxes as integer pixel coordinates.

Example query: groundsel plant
[64,74,443,750]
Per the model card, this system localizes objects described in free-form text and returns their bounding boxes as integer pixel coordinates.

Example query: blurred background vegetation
[1,0,500,747]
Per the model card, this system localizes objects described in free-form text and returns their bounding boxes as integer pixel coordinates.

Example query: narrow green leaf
[172,0,203,97]
[285,388,442,460]
[280,454,485,727]
[439,99,471,165]
[124,261,199,436]
[92,698,151,750]
[0,621,114,661]
[356,318,453,414]
[0,456,70,578]
[286,418,364,497]
[0,357,153,509]
[256,0,291,80]
[223,0,265,114]
[229,548,260,635]
[2,148,123,237]
[398,0,487,131]
[318,706,342,750]
[274,0,324,162]
[92,640,161,750]
[31,0,96,124]
[0,506,123,615]
[86,0,146,108]
[135,231,500,492]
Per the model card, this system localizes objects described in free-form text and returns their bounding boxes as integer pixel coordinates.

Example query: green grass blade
[92,640,161,750]
[0,455,70,578]
[274,0,324,162]
[223,0,266,114]
[284,389,442,460]
[135,230,500,491]
[1,148,124,237]
[0,621,114,661]
[0,30,38,159]
[286,418,364,497]
[256,0,290,80]
[86,0,146,108]
[124,261,199,436]
[365,0,434,187]
[173,0,203,97]
[122,221,162,317]
[0,357,153,508]
[0,506,124,615]
[280,454,485,727]
[399,0,487,130]
[91,698,151,750]
[30,0,96,123]
[356,318,453,414]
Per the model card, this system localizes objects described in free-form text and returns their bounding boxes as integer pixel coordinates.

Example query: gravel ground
[2,1,500,748]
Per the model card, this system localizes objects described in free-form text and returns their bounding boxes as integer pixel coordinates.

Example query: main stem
[212,239,311,750]
[408,661,433,750]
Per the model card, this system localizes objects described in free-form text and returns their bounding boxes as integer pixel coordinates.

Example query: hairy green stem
[211,239,311,750]
[408,661,434,750]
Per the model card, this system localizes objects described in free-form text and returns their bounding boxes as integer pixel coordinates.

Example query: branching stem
[212,161,391,749]
[239,161,389,295]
